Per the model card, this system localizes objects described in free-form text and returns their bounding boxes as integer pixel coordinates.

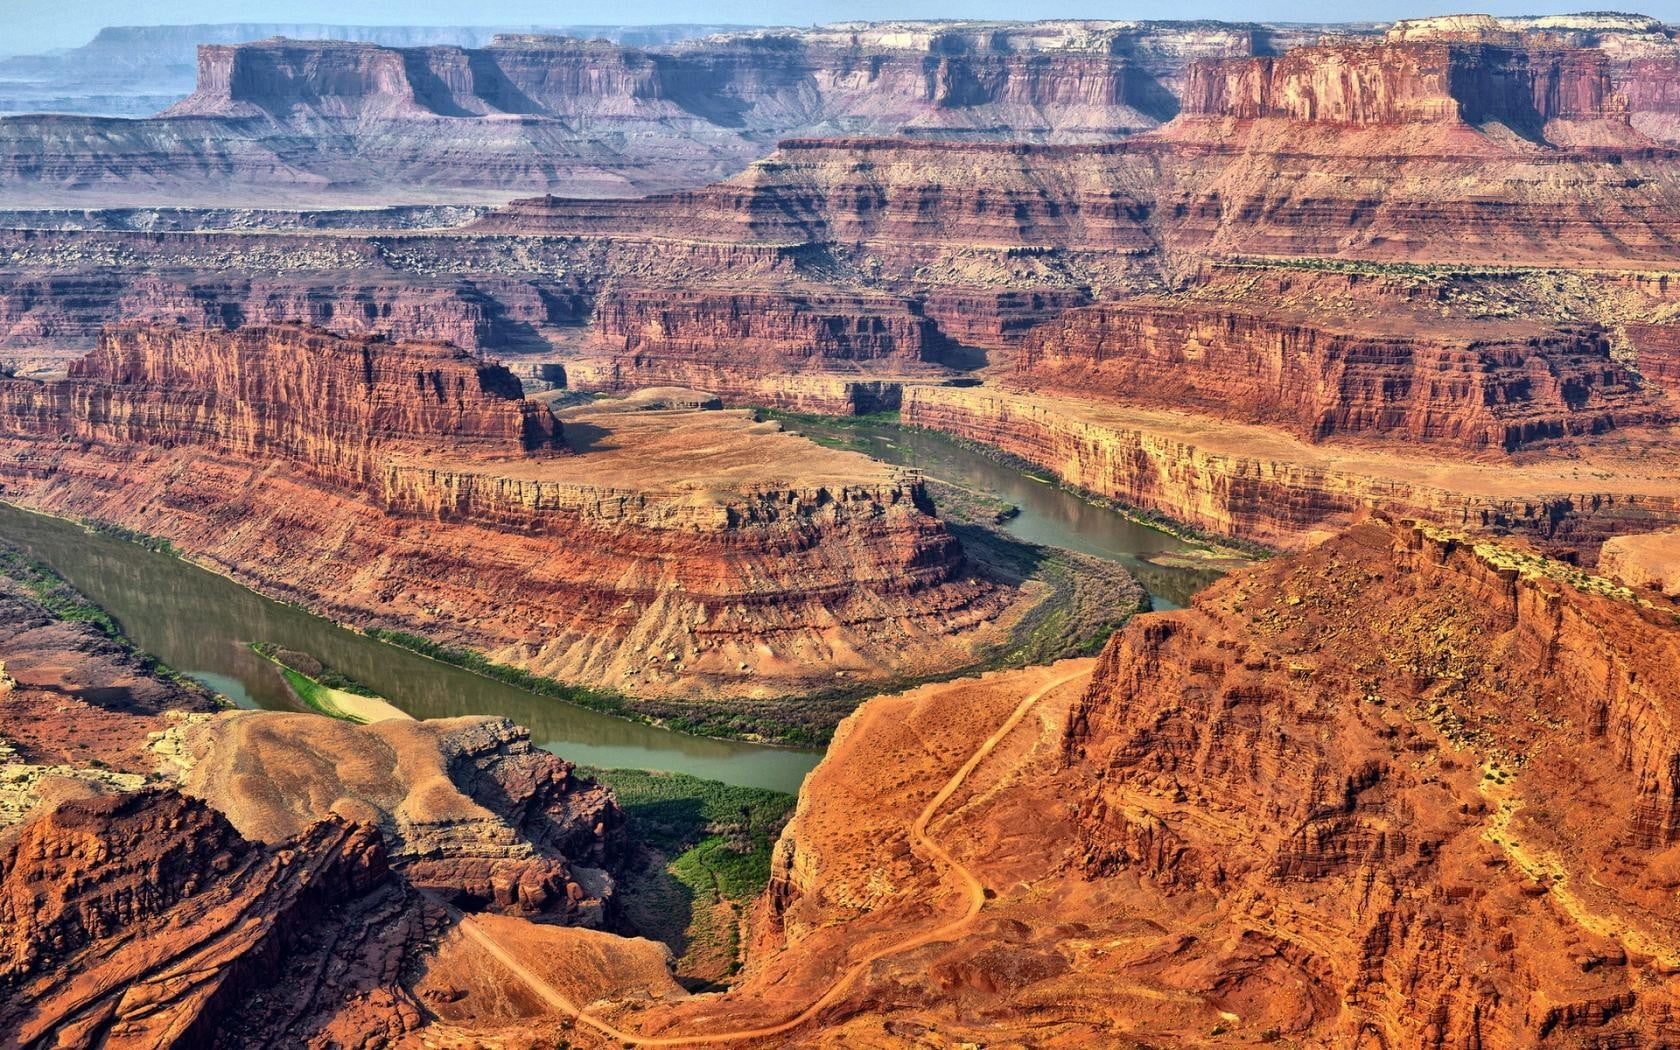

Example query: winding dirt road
[448,665,1094,1047]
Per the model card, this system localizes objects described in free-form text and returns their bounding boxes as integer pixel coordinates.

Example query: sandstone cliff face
[0,324,560,483]
[1062,519,1680,1045]
[902,383,1680,556]
[1019,302,1666,450]
[1627,322,1680,398]
[0,788,406,1048]
[1181,40,1628,136]
[570,285,953,409]
[0,326,1016,702]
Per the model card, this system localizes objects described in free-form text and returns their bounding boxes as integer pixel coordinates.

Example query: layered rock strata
[1061,519,1680,1045]
[902,383,1680,557]
[1018,302,1666,450]
[0,271,585,362]
[569,285,955,410]
[0,325,1016,700]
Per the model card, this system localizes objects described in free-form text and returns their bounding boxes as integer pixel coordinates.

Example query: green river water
[0,423,1220,795]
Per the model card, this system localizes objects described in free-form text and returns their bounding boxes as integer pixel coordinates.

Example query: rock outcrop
[1018,302,1666,450]
[1060,519,1680,1045]
[0,325,1019,702]
[902,383,1680,556]
[180,713,625,924]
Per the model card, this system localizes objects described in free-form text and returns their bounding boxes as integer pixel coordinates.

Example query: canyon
[4,12,1680,1050]
[0,324,1035,719]
[14,516,1671,1045]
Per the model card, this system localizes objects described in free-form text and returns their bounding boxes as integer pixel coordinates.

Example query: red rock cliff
[0,324,561,483]
[1063,519,1680,1045]
[1018,302,1665,450]
[1181,40,1627,133]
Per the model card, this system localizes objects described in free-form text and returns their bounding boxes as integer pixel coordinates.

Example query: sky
[5,0,1679,53]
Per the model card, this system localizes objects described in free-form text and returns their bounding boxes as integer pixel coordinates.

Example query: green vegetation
[362,627,834,746]
[581,766,795,982]
[585,766,795,900]
[249,642,374,723]
[250,641,379,696]
[0,543,122,638]
[78,519,179,556]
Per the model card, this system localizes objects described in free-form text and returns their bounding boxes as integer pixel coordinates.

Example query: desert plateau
[3,5,1680,1049]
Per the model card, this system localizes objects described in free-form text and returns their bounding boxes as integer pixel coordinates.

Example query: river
[0,422,1222,795]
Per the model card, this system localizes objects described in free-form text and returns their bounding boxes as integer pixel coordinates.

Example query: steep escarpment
[0,325,1020,703]
[903,383,1680,556]
[567,285,955,410]
[586,520,1680,1047]
[0,324,560,482]
[1180,38,1631,136]
[1061,519,1680,1045]
[1018,302,1666,450]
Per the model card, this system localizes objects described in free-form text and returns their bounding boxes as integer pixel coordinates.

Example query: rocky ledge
[902,383,1680,557]
[0,324,1023,701]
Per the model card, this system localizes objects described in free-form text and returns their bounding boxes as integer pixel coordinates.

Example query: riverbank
[249,642,412,724]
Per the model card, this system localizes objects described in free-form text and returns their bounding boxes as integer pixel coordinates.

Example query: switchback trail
[450,665,1094,1047]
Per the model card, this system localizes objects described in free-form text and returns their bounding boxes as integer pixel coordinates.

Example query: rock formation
[180,713,624,923]
[0,324,1022,702]
[549,518,1680,1046]
[1060,518,1680,1045]
[568,285,955,410]
[902,383,1680,557]
[1017,302,1666,450]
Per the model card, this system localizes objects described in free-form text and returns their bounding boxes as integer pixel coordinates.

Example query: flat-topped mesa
[0,326,1020,702]
[1180,38,1630,137]
[3,325,562,481]
[1017,303,1668,451]
[159,28,1197,134]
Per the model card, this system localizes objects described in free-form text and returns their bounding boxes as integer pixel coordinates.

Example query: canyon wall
[0,325,1018,703]
[1627,322,1680,397]
[0,325,560,482]
[1018,302,1665,450]
[902,383,1680,556]
[1063,518,1680,1045]
[567,285,954,409]
[1180,40,1628,132]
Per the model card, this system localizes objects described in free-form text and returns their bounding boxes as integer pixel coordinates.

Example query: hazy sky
[7,0,1679,53]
